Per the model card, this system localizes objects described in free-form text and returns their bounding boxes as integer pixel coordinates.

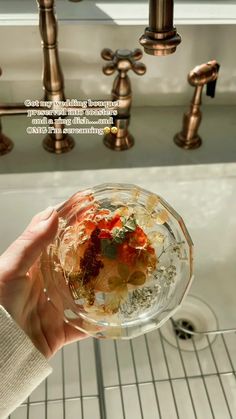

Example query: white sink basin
[1,163,236,419]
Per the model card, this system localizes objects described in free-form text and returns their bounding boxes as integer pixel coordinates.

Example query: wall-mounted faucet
[140,0,181,56]
[174,60,220,149]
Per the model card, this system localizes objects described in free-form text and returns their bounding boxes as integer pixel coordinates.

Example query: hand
[0,207,86,359]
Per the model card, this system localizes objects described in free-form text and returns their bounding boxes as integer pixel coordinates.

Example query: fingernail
[39,206,55,221]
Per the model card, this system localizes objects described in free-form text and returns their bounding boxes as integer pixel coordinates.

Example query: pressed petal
[155,209,169,225]
[108,276,123,291]
[115,285,128,299]
[117,206,133,217]
[110,214,123,230]
[97,218,111,230]
[146,194,160,213]
[128,271,146,286]
[131,188,140,202]
[117,263,130,280]
[118,242,137,265]
[144,217,155,228]
[149,231,165,244]
[97,209,110,216]
[84,220,96,234]
[105,289,127,313]
[129,226,148,248]
[99,230,113,239]
[92,275,111,292]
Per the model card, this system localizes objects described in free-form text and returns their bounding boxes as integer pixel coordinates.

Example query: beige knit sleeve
[0,305,52,419]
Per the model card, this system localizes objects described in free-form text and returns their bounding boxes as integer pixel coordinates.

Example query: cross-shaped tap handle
[101,48,146,151]
[101,48,146,77]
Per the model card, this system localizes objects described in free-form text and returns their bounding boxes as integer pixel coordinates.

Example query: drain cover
[173,319,195,340]
[160,295,218,351]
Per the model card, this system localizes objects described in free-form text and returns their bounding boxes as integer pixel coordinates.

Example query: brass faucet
[0,0,120,155]
[174,60,220,149]
[140,0,181,56]
[0,0,76,155]
[0,0,181,156]
[37,0,75,154]
[101,48,146,151]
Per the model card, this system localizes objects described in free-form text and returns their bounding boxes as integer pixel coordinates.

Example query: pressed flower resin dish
[38,184,193,339]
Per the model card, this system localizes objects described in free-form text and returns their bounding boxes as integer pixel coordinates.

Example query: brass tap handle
[102,48,146,76]
[0,68,14,156]
[101,48,146,118]
[174,60,220,150]
[101,48,146,151]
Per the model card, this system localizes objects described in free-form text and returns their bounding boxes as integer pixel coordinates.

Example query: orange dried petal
[97,209,110,216]
[84,220,96,234]
[118,243,137,265]
[129,226,148,248]
[98,230,112,239]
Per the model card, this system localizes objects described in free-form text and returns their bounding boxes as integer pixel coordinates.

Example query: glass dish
[36,183,193,339]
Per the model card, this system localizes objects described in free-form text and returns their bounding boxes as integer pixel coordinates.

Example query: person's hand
[0,207,86,359]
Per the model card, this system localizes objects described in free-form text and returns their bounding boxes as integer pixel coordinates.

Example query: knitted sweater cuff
[0,305,52,419]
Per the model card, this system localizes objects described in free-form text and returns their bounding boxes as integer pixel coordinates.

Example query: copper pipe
[101,48,146,151]
[140,0,181,56]
[149,0,173,31]
[174,60,220,150]
[37,0,75,153]
[0,104,46,116]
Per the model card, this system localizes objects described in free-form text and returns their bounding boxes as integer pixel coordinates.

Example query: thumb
[0,207,58,277]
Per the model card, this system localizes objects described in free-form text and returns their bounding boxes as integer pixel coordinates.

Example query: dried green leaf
[128,271,146,286]
[124,216,137,232]
[101,239,117,259]
[112,228,126,244]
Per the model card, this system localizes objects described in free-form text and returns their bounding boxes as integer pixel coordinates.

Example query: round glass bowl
[38,183,193,339]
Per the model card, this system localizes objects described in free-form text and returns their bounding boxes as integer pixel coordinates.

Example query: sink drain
[160,295,218,351]
[173,319,195,340]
